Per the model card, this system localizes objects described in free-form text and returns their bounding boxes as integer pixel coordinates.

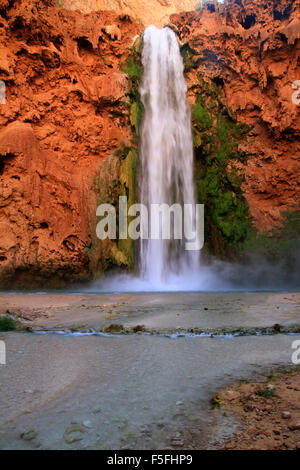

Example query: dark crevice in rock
[241,13,256,30]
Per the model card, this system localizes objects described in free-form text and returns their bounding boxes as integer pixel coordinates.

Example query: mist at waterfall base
[85,254,300,293]
[86,26,299,294]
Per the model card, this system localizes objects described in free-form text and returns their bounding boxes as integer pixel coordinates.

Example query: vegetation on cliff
[189,73,252,258]
[188,71,300,265]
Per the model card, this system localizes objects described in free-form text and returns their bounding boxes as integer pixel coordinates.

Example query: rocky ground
[166,368,300,450]
[217,369,300,450]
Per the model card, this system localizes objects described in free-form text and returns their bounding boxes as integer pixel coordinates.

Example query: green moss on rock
[191,77,252,257]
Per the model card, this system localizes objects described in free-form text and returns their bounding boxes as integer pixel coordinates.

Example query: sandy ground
[1,292,300,333]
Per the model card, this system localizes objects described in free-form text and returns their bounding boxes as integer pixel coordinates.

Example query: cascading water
[139,26,199,285]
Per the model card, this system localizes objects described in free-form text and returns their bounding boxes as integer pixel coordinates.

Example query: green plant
[211,396,221,409]
[268,375,279,381]
[256,388,275,398]
[192,99,212,130]
[130,101,142,136]
[181,45,196,73]
[121,55,142,86]
[0,316,18,331]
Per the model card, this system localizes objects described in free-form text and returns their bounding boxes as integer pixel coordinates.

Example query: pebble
[156,422,165,428]
[176,401,184,406]
[64,434,83,444]
[267,384,275,391]
[65,424,85,434]
[226,390,240,401]
[139,426,148,433]
[243,404,256,412]
[83,420,92,428]
[92,407,101,414]
[289,421,300,431]
[63,424,85,444]
[20,430,37,441]
[282,411,291,419]
[171,438,184,446]
[32,439,41,448]
[101,323,123,333]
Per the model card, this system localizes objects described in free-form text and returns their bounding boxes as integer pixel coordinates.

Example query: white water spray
[139,26,199,284]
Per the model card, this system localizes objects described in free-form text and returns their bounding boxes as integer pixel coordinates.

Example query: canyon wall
[63,0,198,27]
[0,0,299,287]
[171,0,300,231]
[0,0,142,287]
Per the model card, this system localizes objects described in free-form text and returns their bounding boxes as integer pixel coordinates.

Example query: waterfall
[139,26,199,285]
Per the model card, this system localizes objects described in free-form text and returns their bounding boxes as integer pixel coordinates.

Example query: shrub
[0,316,18,331]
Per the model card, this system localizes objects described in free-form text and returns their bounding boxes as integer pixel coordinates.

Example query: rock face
[171,0,300,229]
[0,0,142,287]
[0,0,299,287]
[63,0,198,27]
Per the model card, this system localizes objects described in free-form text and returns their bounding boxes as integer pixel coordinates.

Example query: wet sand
[1,292,300,332]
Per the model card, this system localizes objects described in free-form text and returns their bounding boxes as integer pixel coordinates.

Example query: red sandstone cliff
[63,0,198,27]
[0,0,142,287]
[171,0,300,229]
[0,0,299,287]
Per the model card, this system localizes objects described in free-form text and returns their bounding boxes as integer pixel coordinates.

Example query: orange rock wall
[0,0,299,287]
[171,0,300,229]
[63,0,198,27]
[0,0,142,287]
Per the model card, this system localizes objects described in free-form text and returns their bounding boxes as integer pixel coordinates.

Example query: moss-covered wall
[188,72,252,258]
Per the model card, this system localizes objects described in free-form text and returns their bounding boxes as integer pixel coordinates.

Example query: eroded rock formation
[171,0,300,229]
[63,0,198,27]
[0,0,299,286]
[0,0,142,287]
